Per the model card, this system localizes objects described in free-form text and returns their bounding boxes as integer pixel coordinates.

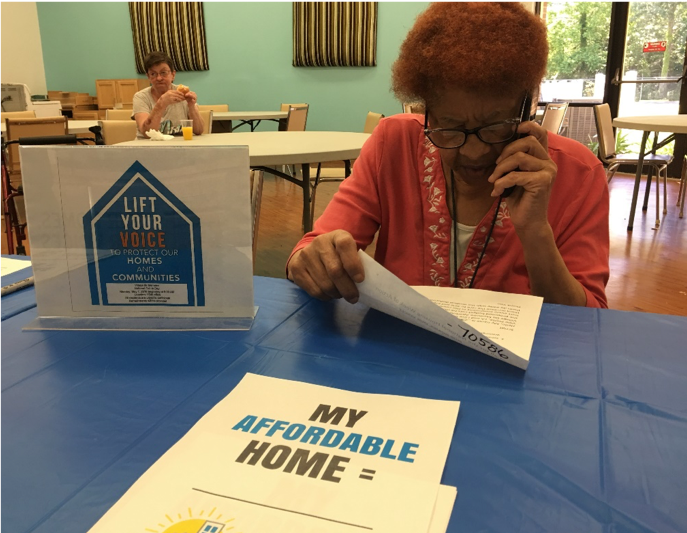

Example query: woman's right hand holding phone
[488,120,557,237]
[287,230,365,304]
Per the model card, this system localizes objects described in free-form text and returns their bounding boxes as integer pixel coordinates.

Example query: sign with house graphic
[20,145,255,330]
[83,161,205,307]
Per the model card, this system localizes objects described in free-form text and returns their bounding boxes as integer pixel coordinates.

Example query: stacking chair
[1,110,36,122]
[105,109,133,120]
[280,103,308,112]
[285,105,308,131]
[540,102,568,134]
[594,103,673,228]
[97,120,138,145]
[280,106,309,176]
[278,103,309,131]
[199,104,229,132]
[363,111,384,134]
[309,112,385,222]
[199,109,213,134]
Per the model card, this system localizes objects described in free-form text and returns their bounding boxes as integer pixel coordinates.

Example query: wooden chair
[72,110,99,120]
[363,111,384,134]
[97,120,138,145]
[540,102,568,134]
[1,110,36,122]
[250,169,264,269]
[278,103,308,132]
[594,103,673,228]
[199,109,213,134]
[105,109,133,120]
[279,106,309,176]
[280,103,308,112]
[285,105,308,131]
[199,105,229,132]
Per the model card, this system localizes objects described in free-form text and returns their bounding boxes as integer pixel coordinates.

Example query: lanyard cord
[450,170,459,287]
[449,169,503,288]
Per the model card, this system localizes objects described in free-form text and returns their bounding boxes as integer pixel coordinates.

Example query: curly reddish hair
[392,2,548,104]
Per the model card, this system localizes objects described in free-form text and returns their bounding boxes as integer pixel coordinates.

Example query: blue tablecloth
[2,276,686,533]
[1,255,35,320]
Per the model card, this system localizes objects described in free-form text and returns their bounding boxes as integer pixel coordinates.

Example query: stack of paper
[87,374,460,533]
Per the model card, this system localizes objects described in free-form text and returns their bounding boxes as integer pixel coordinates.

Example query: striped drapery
[129,2,209,73]
[293,2,378,67]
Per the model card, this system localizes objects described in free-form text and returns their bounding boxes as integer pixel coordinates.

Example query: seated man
[133,51,204,139]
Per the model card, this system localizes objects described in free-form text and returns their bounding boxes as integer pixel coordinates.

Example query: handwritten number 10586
[460,330,508,359]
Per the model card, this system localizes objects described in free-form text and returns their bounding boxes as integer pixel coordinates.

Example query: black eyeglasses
[424,96,528,149]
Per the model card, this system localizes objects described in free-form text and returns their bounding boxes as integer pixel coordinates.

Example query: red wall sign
[643,41,667,53]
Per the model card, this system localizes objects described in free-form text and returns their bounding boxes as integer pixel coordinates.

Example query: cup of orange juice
[181,119,193,140]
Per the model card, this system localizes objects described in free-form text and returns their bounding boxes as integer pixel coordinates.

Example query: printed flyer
[82,161,205,307]
[20,146,254,326]
[86,374,460,533]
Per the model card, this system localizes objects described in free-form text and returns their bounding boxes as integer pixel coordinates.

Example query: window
[616,2,687,154]
[539,2,612,103]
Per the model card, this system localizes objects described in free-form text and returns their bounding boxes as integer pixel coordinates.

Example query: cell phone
[501,94,532,198]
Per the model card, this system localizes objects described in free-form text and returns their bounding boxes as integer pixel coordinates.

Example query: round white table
[119,131,371,232]
[612,115,687,230]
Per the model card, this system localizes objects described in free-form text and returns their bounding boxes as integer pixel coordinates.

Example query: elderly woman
[287,2,609,308]
[133,51,204,139]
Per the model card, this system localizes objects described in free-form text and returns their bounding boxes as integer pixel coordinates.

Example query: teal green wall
[37,2,428,132]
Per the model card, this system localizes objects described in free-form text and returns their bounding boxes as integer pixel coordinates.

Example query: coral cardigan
[289,114,609,308]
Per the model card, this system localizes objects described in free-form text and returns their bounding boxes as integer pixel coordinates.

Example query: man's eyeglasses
[148,70,172,80]
[424,97,528,149]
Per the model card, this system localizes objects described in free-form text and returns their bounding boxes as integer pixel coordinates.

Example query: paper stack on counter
[87,373,460,533]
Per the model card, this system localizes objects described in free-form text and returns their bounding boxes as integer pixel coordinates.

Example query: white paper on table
[1,257,31,276]
[89,433,441,533]
[192,373,459,484]
[356,251,542,369]
[413,285,542,362]
[88,374,461,533]
[428,485,458,533]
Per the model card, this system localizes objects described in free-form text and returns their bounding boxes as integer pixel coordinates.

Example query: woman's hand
[487,121,557,237]
[287,230,365,303]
